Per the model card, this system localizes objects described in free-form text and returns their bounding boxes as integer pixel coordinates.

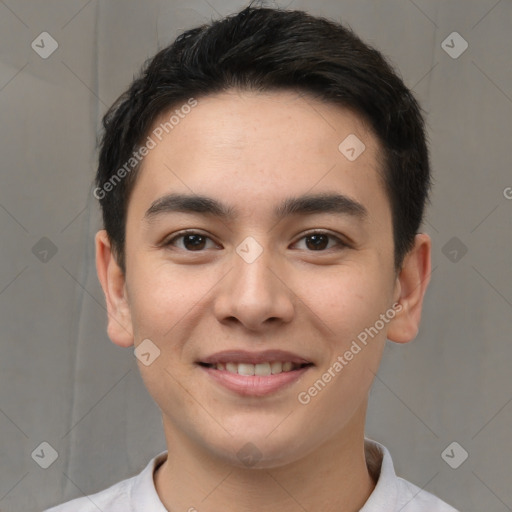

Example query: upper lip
[198,350,312,365]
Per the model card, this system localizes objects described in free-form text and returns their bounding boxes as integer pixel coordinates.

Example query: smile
[200,361,310,376]
[198,362,313,397]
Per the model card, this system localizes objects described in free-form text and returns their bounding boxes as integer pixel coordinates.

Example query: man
[46,4,458,511]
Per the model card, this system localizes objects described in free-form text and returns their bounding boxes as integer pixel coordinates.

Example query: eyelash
[162,229,349,252]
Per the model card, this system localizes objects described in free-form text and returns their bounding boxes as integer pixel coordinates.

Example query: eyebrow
[144,192,368,223]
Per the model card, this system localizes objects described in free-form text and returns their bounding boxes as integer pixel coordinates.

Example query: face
[97,89,429,468]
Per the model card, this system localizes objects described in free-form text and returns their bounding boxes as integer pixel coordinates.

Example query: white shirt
[44,438,458,511]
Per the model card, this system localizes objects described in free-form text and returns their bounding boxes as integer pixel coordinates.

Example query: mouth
[196,350,314,397]
[198,361,312,376]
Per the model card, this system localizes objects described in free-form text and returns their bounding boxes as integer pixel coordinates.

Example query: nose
[213,242,295,332]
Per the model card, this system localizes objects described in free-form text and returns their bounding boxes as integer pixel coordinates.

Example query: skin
[96,89,431,512]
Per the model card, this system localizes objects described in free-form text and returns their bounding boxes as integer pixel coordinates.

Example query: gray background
[1,0,511,511]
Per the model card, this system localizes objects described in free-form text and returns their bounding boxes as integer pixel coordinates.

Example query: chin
[202,426,316,470]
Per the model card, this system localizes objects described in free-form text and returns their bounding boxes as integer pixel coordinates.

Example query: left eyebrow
[143,192,368,223]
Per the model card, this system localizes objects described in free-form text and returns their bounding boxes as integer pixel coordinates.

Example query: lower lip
[199,365,312,397]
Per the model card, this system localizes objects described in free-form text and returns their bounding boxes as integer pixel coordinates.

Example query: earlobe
[386,233,432,344]
[95,230,134,347]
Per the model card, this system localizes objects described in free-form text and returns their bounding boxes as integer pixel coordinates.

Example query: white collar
[128,438,400,511]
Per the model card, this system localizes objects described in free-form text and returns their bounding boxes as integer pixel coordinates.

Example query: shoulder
[395,477,459,511]
[43,476,132,512]
[362,438,459,512]
[43,451,168,512]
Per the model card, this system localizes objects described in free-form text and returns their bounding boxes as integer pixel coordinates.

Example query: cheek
[295,265,391,404]
[126,258,196,340]
[297,265,389,341]
[296,275,388,429]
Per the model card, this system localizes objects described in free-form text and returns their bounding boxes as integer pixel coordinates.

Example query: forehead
[129,89,389,226]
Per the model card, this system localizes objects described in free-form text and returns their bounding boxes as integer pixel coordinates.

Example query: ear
[387,233,432,344]
[95,230,134,347]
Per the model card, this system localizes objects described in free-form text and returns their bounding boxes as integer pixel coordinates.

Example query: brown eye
[305,234,329,250]
[294,231,347,251]
[164,231,218,251]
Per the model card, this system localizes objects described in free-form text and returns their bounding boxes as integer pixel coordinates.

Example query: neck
[154,405,376,512]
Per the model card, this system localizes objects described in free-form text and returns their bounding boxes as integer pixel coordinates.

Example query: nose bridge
[214,236,295,329]
[236,240,274,294]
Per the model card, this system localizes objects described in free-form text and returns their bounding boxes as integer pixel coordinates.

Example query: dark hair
[95,3,430,273]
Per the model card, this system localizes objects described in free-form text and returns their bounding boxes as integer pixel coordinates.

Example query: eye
[162,230,219,251]
[162,230,348,252]
[293,231,348,251]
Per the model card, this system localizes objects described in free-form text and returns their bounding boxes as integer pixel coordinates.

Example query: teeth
[238,363,255,376]
[216,361,303,375]
[271,361,283,374]
[255,362,271,376]
[226,362,238,373]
